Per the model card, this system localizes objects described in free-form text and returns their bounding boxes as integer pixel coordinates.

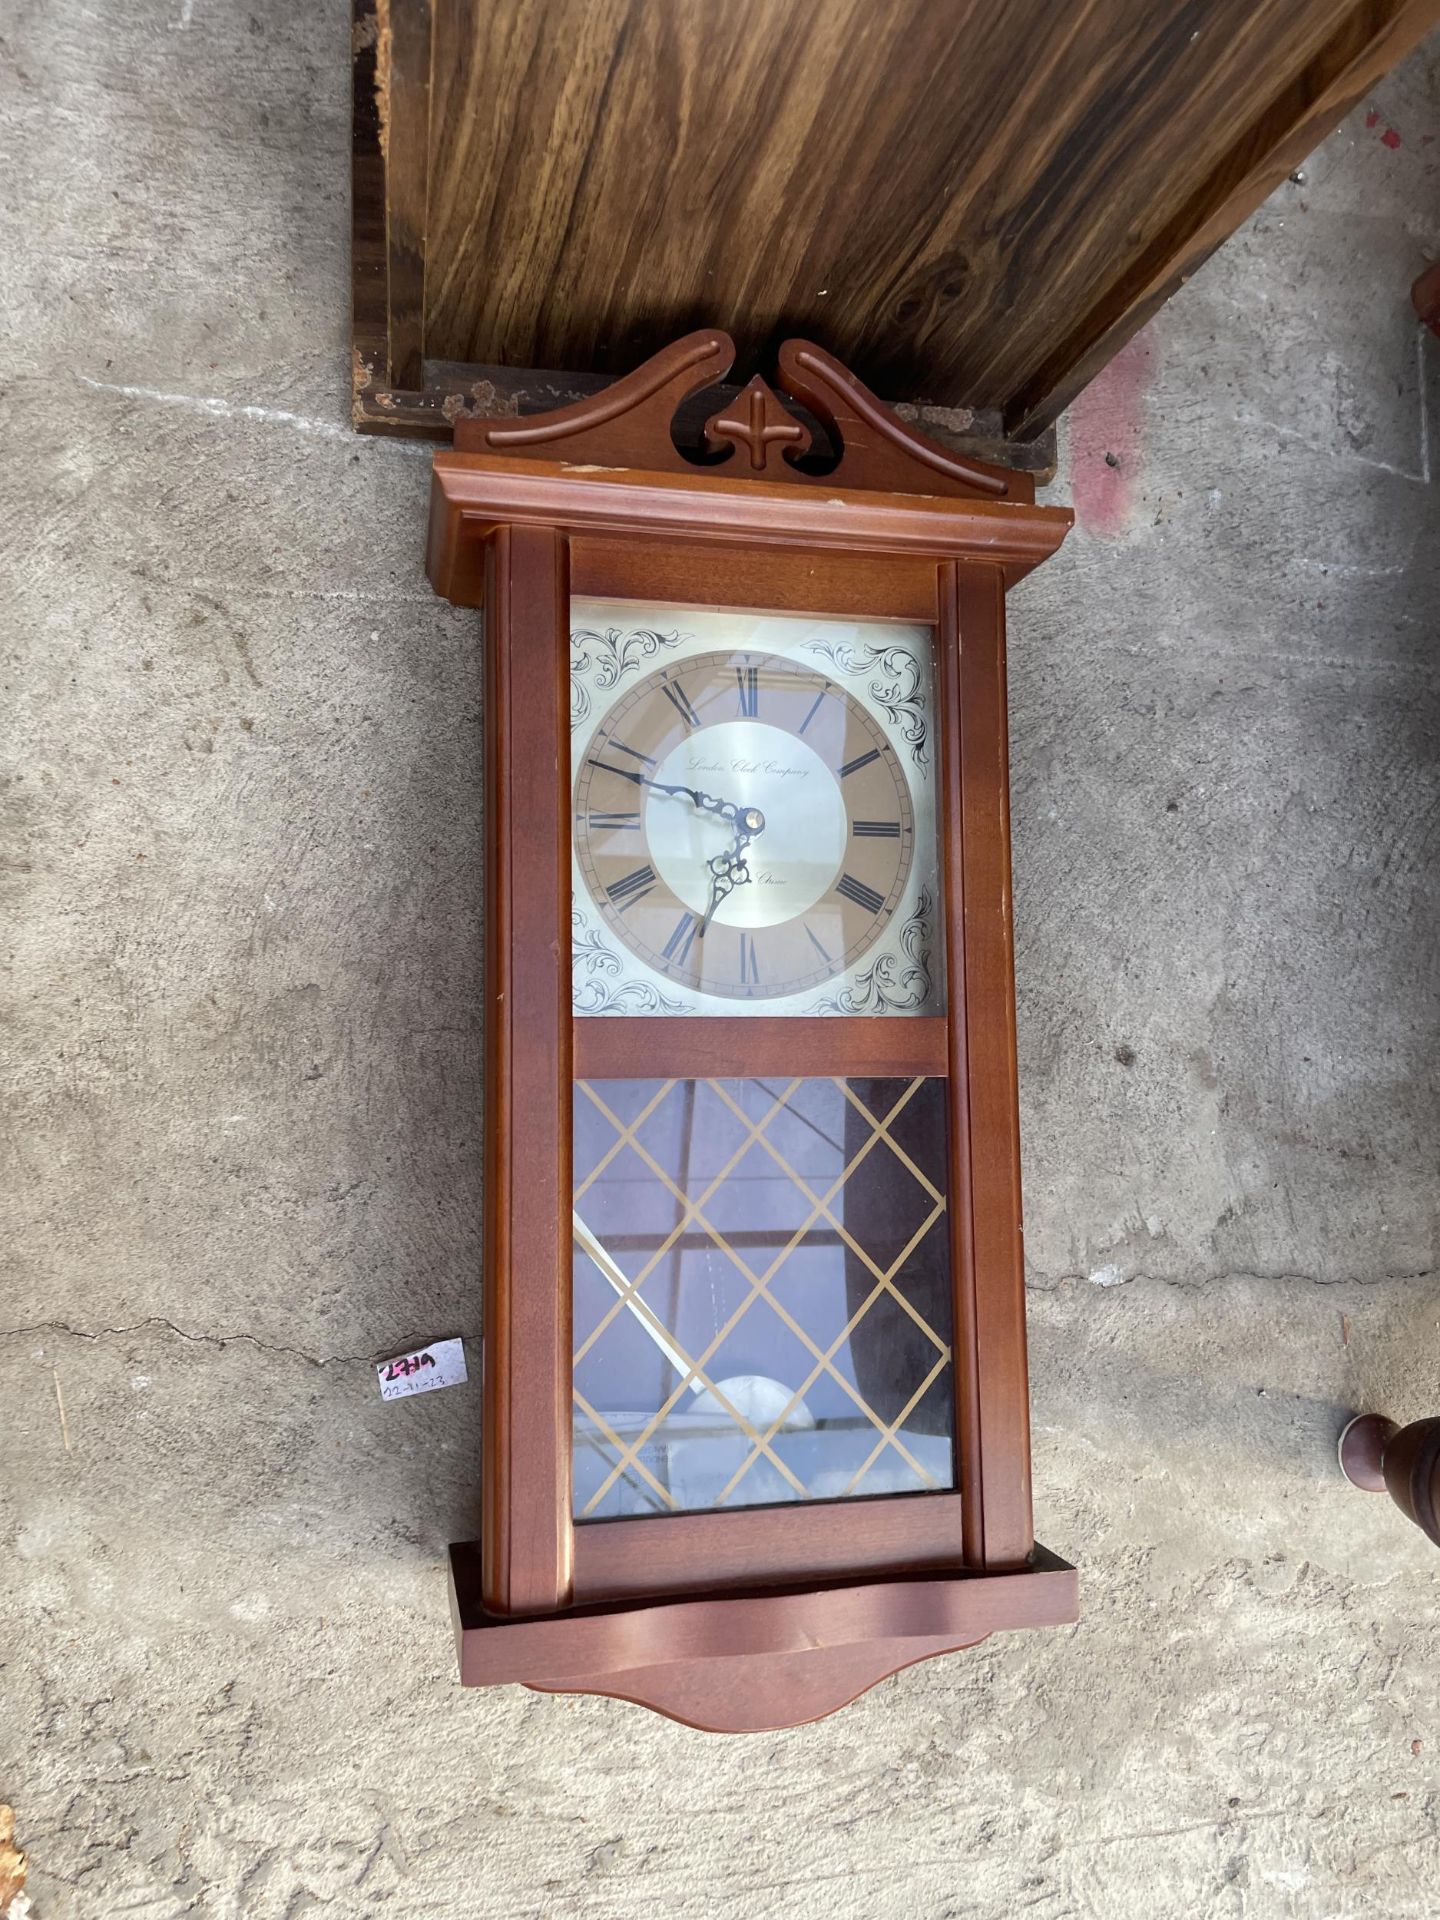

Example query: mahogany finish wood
[354,0,1439,443]
[452,1542,1079,1733]
[427,334,1070,592]
[936,563,983,1572]
[459,329,737,477]
[427,332,1075,1727]
[439,524,944,625]
[529,1640,981,1733]
[360,359,1055,483]
[454,333,1033,503]
[574,1016,948,1083]
[434,450,1066,579]
[453,331,1035,503]
[948,565,1034,1569]
[571,537,939,626]
[572,1493,970,1604]
[481,524,574,1614]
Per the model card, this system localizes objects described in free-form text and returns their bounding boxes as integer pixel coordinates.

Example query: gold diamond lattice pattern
[572,1075,955,1519]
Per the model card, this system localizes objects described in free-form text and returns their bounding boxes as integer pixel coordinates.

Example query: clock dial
[575,650,916,1001]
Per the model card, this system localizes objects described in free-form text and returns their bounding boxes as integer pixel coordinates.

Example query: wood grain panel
[1004,0,1440,435]
[571,536,940,624]
[948,564,1033,1570]
[482,525,575,1614]
[451,1543,1079,1729]
[571,1493,968,1603]
[379,0,433,391]
[410,0,1439,425]
[574,1016,948,1082]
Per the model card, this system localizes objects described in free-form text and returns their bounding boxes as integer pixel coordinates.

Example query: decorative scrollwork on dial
[801,639,930,774]
[571,909,689,1015]
[803,888,936,1016]
[571,626,688,728]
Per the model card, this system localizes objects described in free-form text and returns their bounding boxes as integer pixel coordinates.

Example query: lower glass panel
[572,1076,955,1518]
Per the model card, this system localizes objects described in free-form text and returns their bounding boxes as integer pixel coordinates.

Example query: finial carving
[702,375,811,472]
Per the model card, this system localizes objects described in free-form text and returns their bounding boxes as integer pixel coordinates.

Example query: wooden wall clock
[425,330,1077,1732]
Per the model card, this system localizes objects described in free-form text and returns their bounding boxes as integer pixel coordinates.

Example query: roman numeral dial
[836,872,885,915]
[572,637,927,1004]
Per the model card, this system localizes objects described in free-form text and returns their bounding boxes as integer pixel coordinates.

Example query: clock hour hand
[698,811,764,935]
[699,844,749,935]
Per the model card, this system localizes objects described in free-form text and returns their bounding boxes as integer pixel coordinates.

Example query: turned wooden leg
[1339,1414,1440,1547]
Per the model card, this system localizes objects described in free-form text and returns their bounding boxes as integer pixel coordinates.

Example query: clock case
[426,331,1076,1732]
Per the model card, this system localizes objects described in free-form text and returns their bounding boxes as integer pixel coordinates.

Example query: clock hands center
[594,753,768,937]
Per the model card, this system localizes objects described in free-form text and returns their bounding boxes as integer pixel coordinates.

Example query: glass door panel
[573,1074,956,1518]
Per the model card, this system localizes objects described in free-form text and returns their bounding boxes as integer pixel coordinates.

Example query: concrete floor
[2,5,1438,1916]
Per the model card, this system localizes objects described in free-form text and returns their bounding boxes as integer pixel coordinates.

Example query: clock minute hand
[648,778,763,834]
[650,782,768,845]
[589,760,762,832]
[653,779,727,815]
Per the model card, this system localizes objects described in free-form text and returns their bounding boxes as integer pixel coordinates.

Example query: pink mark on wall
[1364,104,1405,146]
[1068,329,1156,538]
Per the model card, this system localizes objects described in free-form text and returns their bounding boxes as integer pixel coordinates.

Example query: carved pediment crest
[454,331,1026,502]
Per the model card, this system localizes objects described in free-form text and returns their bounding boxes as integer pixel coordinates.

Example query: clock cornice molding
[428,335,1071,611]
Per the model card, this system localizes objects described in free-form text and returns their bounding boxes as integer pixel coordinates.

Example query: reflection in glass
[572,1076,955,1518]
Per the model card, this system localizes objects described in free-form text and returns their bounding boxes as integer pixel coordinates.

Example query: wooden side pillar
[482,523,574,1614]
[939,561,1034,1571]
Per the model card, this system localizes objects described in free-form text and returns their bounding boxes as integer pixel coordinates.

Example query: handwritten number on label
[384,1353,436,1380]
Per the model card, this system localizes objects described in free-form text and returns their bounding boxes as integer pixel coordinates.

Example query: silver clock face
[569,600,944,1017]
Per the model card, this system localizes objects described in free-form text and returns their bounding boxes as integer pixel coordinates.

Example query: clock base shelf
[448,1543,1077,1733]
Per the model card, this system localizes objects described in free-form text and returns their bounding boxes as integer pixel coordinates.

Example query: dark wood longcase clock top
[425,330,1075,1732]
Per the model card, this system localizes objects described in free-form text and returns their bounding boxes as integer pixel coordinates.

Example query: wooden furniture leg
[1339,1414,1440,1547]
[1413,263,1440,339]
